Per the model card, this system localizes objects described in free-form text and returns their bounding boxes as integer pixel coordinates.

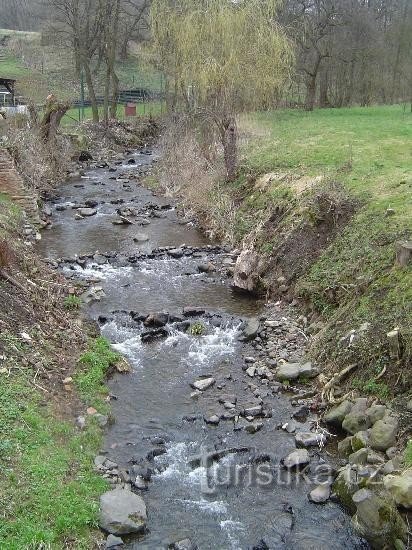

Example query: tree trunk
[39,96,69,142]
[319,69,329,108]
[305,74,317,111]
[83,61,99,122]
[103,66,111,126]
[220,116,238,182]
[110,71,119,119]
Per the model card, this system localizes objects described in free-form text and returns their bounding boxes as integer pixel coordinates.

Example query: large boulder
[342,411,372,435]
[369,416,398,451]
[99,488,147,535]
[324,400,353,429]
[232,249,262,293]
[383,470,412,509]
[351,488,407,549]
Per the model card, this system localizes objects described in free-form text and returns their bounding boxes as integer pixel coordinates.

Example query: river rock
[205,414,220,425]
[333,465,360,513]
[365,404,387,425]
[134,233,149,242]
[407,399,412,412]
[141,327,169,342]
[383,470,412,508]
[240,318,260,342]
[244,405,263,417]
[198,263,216,273]
[367,450,385,465]
[299,361,318,378]
[106,534,124,548]
[342,411,372,435]
[168,248,184,258]
[308,484,331,503]
[351,488,407,549]
[351,431,369,452]
[369,416,398,451]
[144,312,169,327]
[78,207,97,217]
[99,488,147,535]
[292,405,309,422]
[132,475,148,490]
[282,449,310,469]
[324,400,353,428]
[295,432,327,448]
[246,366,256,377]
[275,362,301,381]
[244,422,263,434]
[338,436,354,457]
[192,377,215,391]
[349,448,369,465]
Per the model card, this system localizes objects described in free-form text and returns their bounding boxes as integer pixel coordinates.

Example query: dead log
[395,241,412,266]
[0,268,26,292]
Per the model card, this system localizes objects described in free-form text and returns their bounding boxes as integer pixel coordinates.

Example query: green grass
[0,336,120,548]
[236,105,412,386]
[0,52,30,79]
[62,101,164,126]
[76,337,120,410]
[64,294,82,310]
[352,377,390,400]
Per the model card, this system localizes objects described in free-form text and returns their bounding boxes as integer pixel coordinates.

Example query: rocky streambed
[37,149,410,549]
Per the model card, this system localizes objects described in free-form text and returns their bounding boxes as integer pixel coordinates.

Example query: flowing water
[38,151,366,549]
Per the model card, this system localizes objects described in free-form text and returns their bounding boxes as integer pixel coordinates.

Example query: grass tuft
[76,337,120,409]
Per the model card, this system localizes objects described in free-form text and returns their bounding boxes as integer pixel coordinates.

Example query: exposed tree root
[321,363,358,402]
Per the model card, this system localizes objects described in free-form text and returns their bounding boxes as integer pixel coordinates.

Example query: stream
[38,150,366,549]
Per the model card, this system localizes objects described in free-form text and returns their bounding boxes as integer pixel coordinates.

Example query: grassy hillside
[0,28,162,106]
[237,105,411,394]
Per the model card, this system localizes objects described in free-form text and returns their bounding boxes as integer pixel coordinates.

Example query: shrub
[63,294,81,310]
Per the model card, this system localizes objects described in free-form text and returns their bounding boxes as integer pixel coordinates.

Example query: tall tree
[46,0,103,122]
[151,0,293,181]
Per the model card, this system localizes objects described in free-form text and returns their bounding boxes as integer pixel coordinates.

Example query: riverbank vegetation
[0,196,119,547]
[155,104,412,399]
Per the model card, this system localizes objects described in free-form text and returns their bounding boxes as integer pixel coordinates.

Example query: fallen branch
[0,268,26,292]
